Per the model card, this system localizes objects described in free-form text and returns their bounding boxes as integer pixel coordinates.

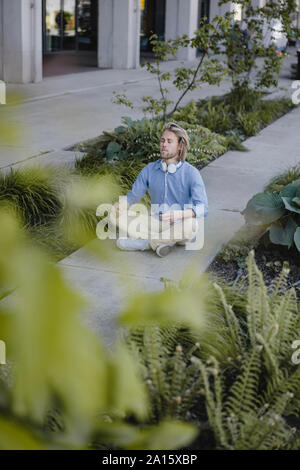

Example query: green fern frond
[180,361,204,417]
[246,251,271,343]
[254,332,280,377]
[213,283,245,354]
[166,344,186,419]
[143,327,169,418]
[266,391,294,418]
[268,263,291,299]
[273,288,299,361]
[263,367,300,417]
[235,412,291,450]
[194,357,229,448]
[225,346,262,417]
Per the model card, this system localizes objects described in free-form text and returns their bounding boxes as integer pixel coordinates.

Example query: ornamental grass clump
[0,166,62,227]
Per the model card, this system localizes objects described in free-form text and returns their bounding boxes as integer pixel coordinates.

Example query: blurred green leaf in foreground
[0,206,203,449]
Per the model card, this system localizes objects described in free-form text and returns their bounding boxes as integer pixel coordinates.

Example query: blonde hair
[162,122,189,161]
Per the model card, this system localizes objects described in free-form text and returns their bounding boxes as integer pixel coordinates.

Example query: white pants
[111,210,199,251]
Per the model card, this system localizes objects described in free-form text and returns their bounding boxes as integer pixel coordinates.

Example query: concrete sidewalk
[58,103,300,348]
[0,58,231,170]
[0,47,297,171]
[1,48,299,348]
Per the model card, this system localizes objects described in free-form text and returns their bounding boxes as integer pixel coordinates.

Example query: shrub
[196,99,232,135]
[173,93,295,146]
[243,179,300,252]
[219,0,299,95]
[0,165,115,262]
[0,166,62,227]
[75,117,163,165]
[0,208,205,450]
[236,111,261,137]
[112,16,230,121]
[75,116,229,171]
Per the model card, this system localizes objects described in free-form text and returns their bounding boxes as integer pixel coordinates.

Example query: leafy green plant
[112,16,231,121]
[198,251,300,449]
[125,326,203,424]
[121,252,300,449]
[113,1,298,122]
[243,179,300,252]
[173,93,294,148]
[0,166,62,227]
[194,354,299,450]
[195,99,232,135]
[236,110,261,137]
[75,116,229,171]
[0,165,114,262]
[265,164,300,193]
[0,207,207,450]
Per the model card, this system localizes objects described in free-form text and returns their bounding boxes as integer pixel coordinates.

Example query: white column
[0,0,4,80]
[32,0,43,83]
[98,0,140,69]
[98,0,113,68]
[165,0,179,43]
[1,0,42,83]
[165,0,199,60]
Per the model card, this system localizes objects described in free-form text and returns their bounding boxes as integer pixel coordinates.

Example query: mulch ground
[207,241,300,297]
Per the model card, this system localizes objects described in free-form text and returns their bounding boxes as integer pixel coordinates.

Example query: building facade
[0,0,266,84]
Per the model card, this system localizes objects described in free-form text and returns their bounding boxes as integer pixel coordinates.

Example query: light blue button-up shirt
[124,160,208,218]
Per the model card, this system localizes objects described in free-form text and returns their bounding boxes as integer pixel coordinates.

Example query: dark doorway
[198,0,210,24]
[140,0,166,56]
[43,0,98,76]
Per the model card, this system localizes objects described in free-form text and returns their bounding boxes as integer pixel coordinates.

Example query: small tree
[113,15,232,121]
[219,0,300,99]
[113,0,299,121]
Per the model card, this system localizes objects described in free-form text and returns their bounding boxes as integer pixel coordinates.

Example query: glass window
[140,0,166,52]
[43,0,98,53]
[198,0,210,25]
[45,0,62,52]
[62,0,76,50]
[77,0,98,51]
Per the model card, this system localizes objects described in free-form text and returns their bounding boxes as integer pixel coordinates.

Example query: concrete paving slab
[0,57,234,168]
[0,49,296,169]
[0,77,232,165]
[9,150,85,172]
[59,263,164,349]
[5,59,220,104]
[0,146,51,169]
[202,165,276,212]
[60,208,243,283]
[1,48,300,347]
[208,141,300,174]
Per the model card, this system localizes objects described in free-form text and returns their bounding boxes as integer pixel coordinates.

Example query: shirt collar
[155,159,184,171]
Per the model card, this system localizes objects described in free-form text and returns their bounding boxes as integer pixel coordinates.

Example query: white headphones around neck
[161,160,182,174]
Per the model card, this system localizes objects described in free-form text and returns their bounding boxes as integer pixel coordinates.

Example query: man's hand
[160,210,184,223]
[160,209,195,223]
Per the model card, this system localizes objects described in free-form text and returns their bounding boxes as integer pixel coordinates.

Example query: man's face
[160,130,180,161]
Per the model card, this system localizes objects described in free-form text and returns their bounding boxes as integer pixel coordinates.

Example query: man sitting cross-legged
[112,122,208,257]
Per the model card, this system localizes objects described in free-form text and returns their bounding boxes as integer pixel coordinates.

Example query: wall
[0,0,3,80]
[165,0,199,60]
[98,0,140,69]
[0,0,42,83]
